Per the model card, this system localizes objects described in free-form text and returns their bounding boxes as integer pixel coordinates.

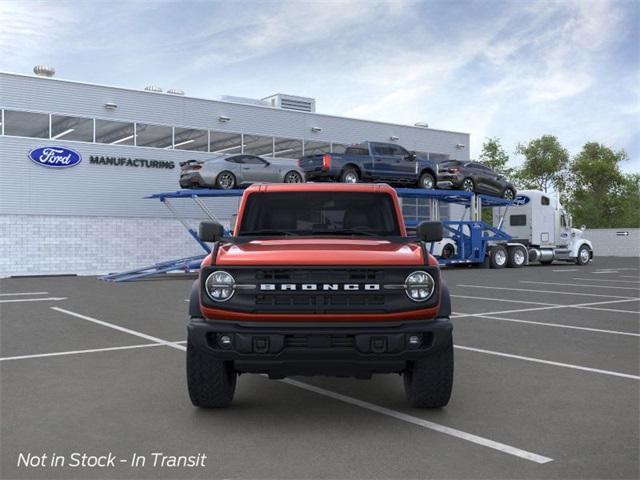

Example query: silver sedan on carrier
[179,154,305,189]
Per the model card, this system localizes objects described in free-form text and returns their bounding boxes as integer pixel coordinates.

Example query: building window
[303,140,331,155]
[244,134,274,156]
[429,153,450,163]
[273,137,303,159]
[51,114,93,142]
[135,123,173,148]
[95,119,135,145]
[173,127,208,151]
[3,110,49,138]
[210,131,243,154]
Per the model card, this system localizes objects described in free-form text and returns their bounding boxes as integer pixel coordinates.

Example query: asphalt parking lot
[1,256,638,479]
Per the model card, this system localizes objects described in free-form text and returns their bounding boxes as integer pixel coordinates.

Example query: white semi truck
[493,190,593,266]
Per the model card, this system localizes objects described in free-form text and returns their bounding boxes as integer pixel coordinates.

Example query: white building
[0,70,470,277]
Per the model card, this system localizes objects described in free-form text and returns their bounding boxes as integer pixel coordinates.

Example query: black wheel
[503,188,516,201]
[461,178,475,192]
[576,245,591,265]
[340,168,359,183]
[419,172,435,189]
[441,243,455,259]
[284,170,303,183]
[187,337,237,408]
[507,246,526,268]
[216,171,236,190]
[403,338,453,408]
[490,245,508,269]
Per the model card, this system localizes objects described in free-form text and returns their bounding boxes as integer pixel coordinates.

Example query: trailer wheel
[507,246,526,268]
[576,245,591,265]
[490,245,508,269]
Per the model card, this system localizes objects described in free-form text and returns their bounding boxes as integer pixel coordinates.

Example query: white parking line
[451,294,557,306]
[572,278,640,284]
[281,378,553,464]
[0,297,67,304]
[552,269,579,272]
[455,345,640,380]
[0,291,49,296]
[51,307,186,351]
[0,342,176,362]
[452,298,640,319]
[456,284,638,299]
[520,281,640,291]
[455,313,639,337]
[620,275,640,279]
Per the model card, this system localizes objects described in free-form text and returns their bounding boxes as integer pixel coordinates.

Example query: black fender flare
[437,281,451,318]
[189,279,203,318]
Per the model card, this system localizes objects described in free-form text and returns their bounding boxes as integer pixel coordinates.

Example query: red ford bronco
[187,183,453,407]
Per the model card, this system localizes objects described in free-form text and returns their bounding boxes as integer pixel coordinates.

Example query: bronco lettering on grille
[259,283,381,291]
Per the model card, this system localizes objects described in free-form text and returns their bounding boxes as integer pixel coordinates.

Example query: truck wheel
[419,172,435,189]
[490,245,508,268]
[216,171,236,189]
[340,168,359,183]
[576,245,591,265]
[507,246,526,268]
[403,338,453,408]
[187,337,237,408]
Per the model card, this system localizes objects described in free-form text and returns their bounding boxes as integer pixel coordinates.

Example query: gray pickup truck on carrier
[298,141,441,189]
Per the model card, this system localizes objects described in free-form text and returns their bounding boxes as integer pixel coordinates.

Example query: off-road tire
[187,337,237,408]
[403,338,454,408]
[340,168,359,183]
[419,172,436,190]
[490,245,508,269]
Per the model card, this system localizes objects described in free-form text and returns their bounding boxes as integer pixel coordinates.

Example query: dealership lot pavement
[1,257,639,479]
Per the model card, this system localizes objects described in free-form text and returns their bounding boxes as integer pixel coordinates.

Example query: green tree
[479,137,513,176]
[515,135,569,193]
[565,142,638,228]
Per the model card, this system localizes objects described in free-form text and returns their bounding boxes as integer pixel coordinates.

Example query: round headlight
[404,271,435,302]
[205,270,235,302]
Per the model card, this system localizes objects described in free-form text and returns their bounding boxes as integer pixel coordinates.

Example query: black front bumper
[187,317,452,378]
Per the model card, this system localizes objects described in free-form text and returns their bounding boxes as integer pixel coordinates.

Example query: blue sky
[1,0,638,171]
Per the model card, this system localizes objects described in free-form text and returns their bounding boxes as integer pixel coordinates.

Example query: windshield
[238,192,401,237]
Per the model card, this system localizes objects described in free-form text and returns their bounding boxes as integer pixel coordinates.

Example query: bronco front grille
[200,265,440,314]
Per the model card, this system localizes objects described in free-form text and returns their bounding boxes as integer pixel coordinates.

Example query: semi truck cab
[494,190,593,265]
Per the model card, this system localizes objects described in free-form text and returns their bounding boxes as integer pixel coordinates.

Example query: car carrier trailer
[101,186,593,282]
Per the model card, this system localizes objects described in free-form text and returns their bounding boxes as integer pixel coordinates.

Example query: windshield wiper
[239,229,302,236]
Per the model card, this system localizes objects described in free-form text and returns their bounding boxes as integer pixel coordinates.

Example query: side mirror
[199,221,224,242]
[581,224,586,231]
[416,221,443,242]
[407,151,417,161]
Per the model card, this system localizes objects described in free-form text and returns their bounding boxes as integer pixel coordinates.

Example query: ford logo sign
[28,146,82,168]
[513,195,530,206]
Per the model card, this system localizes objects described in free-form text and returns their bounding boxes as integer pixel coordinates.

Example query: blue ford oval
[28,146,82,168]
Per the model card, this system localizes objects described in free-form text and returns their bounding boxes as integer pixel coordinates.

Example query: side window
[541,196,550,206]
[561,214,567,227]
[226,156,243,164]
[510,215,527,226]
[243,155,267,165]
[391,145,410,157]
